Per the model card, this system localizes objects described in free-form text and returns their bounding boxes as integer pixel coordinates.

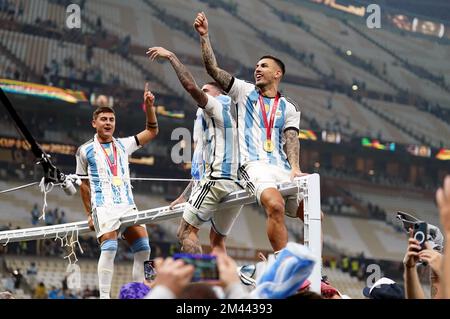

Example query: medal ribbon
[100,142,118,177]
[258,93,280,144]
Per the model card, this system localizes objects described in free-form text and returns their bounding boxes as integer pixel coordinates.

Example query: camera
[173,253,219,282]
[413,221,427,249]
[144,260,156,281]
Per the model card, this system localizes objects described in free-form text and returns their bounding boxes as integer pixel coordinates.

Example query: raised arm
[147,47,208,107]
[194,12,232,91]
[403,230,426,299]
[136,82,159,146]
[436,175,450,298]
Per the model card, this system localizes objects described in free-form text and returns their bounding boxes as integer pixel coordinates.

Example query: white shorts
[183,179,243,236]
[92,204,145,238]
[238,161,302,218]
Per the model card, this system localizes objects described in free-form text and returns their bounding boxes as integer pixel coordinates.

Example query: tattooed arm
[284,129,304,179]
[147,47,208,107]
[200,35,232,91]
[194,11,232,91]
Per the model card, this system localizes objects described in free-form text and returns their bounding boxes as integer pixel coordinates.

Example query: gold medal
[112,176,122,186]
[264,140,274,152]
[259,93,280,155]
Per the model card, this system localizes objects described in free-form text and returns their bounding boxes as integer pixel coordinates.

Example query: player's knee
[130,237,150,254]
[210,229,225,246]
[265,198,285,219]
[100,239,118,256]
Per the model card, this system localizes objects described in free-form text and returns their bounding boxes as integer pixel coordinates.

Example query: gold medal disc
[263,140,274,152]
[112,176,122,186]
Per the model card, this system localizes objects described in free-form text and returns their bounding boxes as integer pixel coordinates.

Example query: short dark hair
[93,106,115,119]
[205,81,224,93]
[259,55,286,75]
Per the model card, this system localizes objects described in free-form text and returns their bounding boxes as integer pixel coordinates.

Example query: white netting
[54,228,84,265]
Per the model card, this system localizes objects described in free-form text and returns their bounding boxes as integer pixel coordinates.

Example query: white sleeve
[284,100,301,132]
[193,110,203,144]
[202,94,223,118]
[144,285,176,299]
[75,147,87,176]
[227,77,255,104]
[118,136,141,155]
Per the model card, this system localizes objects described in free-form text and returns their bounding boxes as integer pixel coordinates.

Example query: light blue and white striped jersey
[201,94,239,180]
[191,108,205,180]
[76,136,141,209]
[227,77,301,169]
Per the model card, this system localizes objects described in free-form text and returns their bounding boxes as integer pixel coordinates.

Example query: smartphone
[413,221,428,249]
[144,260,156,281]
[173,253,219,282]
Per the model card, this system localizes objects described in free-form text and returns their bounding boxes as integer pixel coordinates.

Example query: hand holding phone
[144,260,156,281]
[413,221,428,250]
[173,253,219,282]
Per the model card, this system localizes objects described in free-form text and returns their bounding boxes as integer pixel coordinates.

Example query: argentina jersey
[201,94,239,180]
[226,77,301,169]
[76,135,141,208]
[191,109,205,180]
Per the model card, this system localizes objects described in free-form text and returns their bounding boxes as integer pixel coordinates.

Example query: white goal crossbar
[0,174,321,292]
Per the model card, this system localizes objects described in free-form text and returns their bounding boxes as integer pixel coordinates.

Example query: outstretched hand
[193,11,208,36]
[169,195,186,210]
[436,175,450,234]
[143,82,155,107]
[146,47,173,61]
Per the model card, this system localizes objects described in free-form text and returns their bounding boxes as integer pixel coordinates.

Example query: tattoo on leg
[177,220,202,254]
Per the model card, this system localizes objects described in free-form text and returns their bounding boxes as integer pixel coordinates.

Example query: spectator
[59,211,67,224]
[94,95,109,108]
[418,242,443,298]
[12,269,23,290]
[33,282,48,299]
[26,262,38,288]
[118,282,151,299]
[45,210,54,226]
[363,277,404,299]
[30,203,39,225]
[403,228,426,299]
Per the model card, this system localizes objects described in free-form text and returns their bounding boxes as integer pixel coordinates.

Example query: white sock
[98,250,116,299]
[132,250,150,282]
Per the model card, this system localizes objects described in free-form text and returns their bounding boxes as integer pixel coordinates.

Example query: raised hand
[403,229,421,268]
[193,11,208,36]
[169,194,187,210]
[146,47,173,61]
[436,175,450,234]
[143,82,155,107]
[419,242,442,277]
[153,257,195,296]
